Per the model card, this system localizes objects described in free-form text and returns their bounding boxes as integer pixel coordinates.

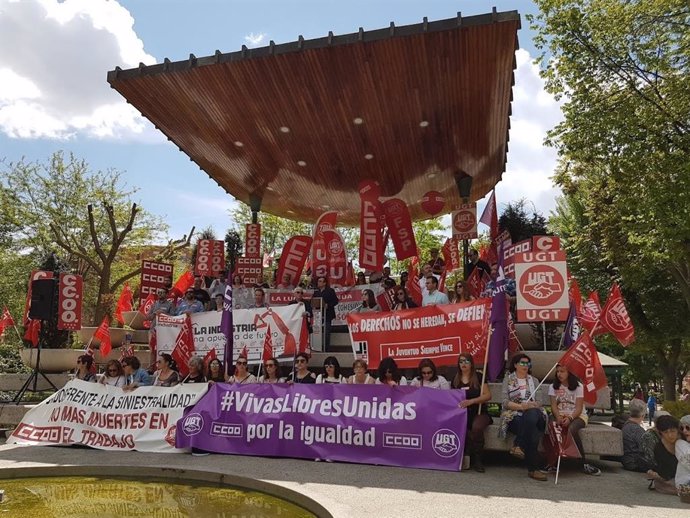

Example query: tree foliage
[532,0,690,399]
[498,199,549,243]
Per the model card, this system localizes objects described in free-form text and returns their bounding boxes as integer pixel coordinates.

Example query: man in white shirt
[422,276,449,306]
[418,264,440,298]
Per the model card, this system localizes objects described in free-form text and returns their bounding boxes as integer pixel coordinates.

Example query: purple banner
[176,384,467,471]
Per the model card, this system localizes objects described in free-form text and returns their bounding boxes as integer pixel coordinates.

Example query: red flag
[115,283,134,325]
[558,331,608,404]
[170,271,195,299]
[1,306,15,329]
[171,314,195,377]
[579,291,606,337]
[119,345,135,362]
[479,190,498,240]
[93,316,112,358]
[149,327,157,357]
[382,198,417,261]
[442,238,461,271]
[298,318,309,354]
[262,325,273,361]
[346,261,355,287]
[239,344,249,359]
[322,229,348,285]
[276,235,312,288]
[544,421,582,467]
[24,319,40,347]
[138,293,156,315]
[203,347,217,367]
[407,262,423,307]
[467,267,489,299]
[438,269,447,294]
[600,283,635,347]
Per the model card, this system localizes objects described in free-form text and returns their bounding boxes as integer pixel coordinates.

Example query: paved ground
[0,443,686,517]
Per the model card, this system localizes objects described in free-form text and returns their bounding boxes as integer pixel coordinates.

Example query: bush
[0,343,30,374]
[662,400,690,419]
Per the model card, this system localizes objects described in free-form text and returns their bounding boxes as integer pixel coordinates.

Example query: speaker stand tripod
[13,329,58,404]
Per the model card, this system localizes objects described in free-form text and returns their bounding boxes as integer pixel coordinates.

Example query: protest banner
[156,305,303,365]
[383,198,417,261]
[7,380,206,452]
[359,198,384,272]
[503,239,531,278]
[57,273,83,330]
[139,260,173,304]
[176,383,467,471]
[347,299,490,369]
[195,239,225,276]
[515,251,569,322]
[276,235,312,288]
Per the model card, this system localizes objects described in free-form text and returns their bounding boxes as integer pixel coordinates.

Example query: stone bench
[483,423,624,457]
[487,383,611,410]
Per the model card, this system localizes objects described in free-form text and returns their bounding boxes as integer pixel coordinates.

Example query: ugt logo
[431,429,460,458]
[182,413,204,436]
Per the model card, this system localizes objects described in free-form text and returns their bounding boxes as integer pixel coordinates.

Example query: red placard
[23,270,54,325]
[359,199,384,272]
[236,257,263,286]
[245,224,261,259]
[451,204,478,240]
[57,274,83,330]
[503,239,532,278]
[140,260,173,305]
[515,251,569,322]
[347,300,490,369]
[276,235,312,288]
[195,239,225,276]
[383,198,417,261]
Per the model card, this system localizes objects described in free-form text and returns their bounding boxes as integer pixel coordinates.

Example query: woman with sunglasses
[153,353,181,387]
[411,358,450,389]
[392,287,418,311]
[99,359,127,388]
[548,364,601,476]
[75,355,96,382]
[452,353,492,472]
[499,353,548,481]
[258,358,285,383]
[348,359,375,384]
[450,280,474,303]
[375,357,407,386]
[287,352,316,383]
[207,358,226,383]
[354,289,381,313]
[316,356,346,384]
[355,272,367,285]
[227,355,257,384]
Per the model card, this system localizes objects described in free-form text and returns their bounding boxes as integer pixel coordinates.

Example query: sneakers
[509,446,525,460]
[472,456,486,473]
[539,466,557,474]
[583,463,601,476]
[528,470,547,481]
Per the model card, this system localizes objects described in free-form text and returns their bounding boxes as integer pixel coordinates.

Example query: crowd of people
[73,347,654,481]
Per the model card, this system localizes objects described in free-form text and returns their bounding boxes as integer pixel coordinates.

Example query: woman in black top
[392,287,418,311]
[207,358,226,383]
[287,352,316,384]
[647,415,680,494]
[452,353,492,472]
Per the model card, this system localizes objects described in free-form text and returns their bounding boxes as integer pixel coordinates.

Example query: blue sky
[0,0,560,242]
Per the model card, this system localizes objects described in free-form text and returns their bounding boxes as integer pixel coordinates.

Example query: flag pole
[555,455,562,485]
[477,325,493,415]
[12,324,23,341]
[529,362,559,401]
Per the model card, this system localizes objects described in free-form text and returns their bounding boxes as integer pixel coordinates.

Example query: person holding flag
[548,364,602,476]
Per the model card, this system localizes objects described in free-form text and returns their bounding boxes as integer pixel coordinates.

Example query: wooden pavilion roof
[108,10,520,225]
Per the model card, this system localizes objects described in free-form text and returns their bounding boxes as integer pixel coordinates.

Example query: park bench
[483,383,624,456]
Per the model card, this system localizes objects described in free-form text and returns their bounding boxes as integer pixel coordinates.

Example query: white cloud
[244,32,266,47]
[0,0,157,140]
[491,48,564,218]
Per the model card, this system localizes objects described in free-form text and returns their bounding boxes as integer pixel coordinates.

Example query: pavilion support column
[249,194,262,224]
[454,171,473,278]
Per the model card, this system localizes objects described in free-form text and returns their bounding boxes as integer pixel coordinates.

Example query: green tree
[229,203,311,255]
[190,226,216,272]
[0,152,192,326]
[499,199,549,243]
[224,229,243,273]
[532,0,690,400]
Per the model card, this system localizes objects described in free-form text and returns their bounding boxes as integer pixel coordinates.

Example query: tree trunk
[94,265,112,326]
[655,337,682,402]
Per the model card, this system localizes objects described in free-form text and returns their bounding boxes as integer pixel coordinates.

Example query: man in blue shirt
[422,276,450,306]
[175,288,204,315]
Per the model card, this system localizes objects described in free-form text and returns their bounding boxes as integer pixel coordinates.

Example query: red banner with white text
[347,299,490,369]
[57,274,83,330]
[139,260,173,305]
[195,239,225,277]
[383,198,417,261]
[276,235,312,288]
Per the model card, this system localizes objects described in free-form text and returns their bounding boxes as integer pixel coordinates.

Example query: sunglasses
[236,361,247,365]
[325,364,335,368]
[265,363,276,368]
[517,361,531,367]
[396,292,405,296]
[458,359,471,365]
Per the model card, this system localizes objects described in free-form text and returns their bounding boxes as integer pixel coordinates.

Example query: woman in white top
[549,364,600,476]
[375,357,407,386]
[410,358,450,389]
[227,356,257,384]
[354,289,381,313]
[348,359,375,384]
[258,358,285,383]
[100,359,127,388]
[316,356,346,384]
[676,415,690,489]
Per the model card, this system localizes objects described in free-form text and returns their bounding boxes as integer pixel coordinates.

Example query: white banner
[7,380,206,452]
[156,305,305,365]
